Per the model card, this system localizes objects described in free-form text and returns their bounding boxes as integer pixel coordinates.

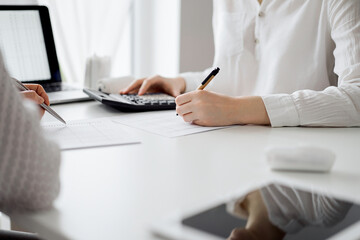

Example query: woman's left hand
[175,90,270,127]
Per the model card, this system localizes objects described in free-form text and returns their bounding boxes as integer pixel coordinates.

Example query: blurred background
[0,0,214,85]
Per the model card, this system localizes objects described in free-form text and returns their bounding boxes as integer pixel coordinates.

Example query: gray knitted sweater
[0,55,60,213]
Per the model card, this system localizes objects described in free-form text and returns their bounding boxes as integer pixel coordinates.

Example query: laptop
[0,5,91,104]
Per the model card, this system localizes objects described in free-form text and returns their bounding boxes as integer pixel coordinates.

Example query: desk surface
[11,101,360,240]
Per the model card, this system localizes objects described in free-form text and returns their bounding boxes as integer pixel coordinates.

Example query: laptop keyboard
[43,82,77,92]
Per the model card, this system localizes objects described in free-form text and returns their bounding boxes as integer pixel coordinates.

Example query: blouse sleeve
[0,54,60,213]
[260,184,352,234]
[262,0,360,127]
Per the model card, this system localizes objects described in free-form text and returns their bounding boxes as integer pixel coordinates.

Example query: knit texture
[0,54,60,213]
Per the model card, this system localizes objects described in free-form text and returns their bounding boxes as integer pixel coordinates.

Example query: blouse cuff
[262,94,300,127]
[260,187,303,233]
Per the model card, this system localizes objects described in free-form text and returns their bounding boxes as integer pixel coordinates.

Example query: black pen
[197,67,220,90]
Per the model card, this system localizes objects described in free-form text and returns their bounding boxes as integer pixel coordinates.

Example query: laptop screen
[0,10,51,81]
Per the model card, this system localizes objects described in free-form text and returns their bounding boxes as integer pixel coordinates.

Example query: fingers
[170,89,181,97]
[176,90,234,126]
[120,78,145,94]
[176,104,199,123]
[120,75,184,97]
[176,101,192,116]
[21,90,45,105]
[175,91,197,106]
[182,112,199,123]
[227,228,252,240]
[176,91,200,123]
[38,85,50,106]
[20,90,46,118]
[120,77,159,95]
[24,84,50,106]
[138,76,158,95]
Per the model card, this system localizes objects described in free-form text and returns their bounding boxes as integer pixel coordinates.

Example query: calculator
[83,88,176,112]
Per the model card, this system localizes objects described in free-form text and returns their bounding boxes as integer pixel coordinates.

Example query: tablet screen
[182,204,246,238]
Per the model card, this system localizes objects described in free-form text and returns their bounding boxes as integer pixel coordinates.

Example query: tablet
[152,184,360,240]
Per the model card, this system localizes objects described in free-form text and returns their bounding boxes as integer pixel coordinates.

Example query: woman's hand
[175,91,270,126]
[120,75,186,97]
[20,84,50,117]
[175,90,241,126]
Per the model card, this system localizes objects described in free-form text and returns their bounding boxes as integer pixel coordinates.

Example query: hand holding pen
[12,78,66,124]
[175,67,245,127]
[20,83,50,117]
[176,67,219,116]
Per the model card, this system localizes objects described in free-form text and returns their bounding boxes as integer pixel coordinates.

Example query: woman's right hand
[119,75,186,97]
[20,84,50,118]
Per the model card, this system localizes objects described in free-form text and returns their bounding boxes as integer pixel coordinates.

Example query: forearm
[234,96,270,125]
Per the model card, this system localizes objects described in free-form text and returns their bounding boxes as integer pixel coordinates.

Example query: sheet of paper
[42,118,140,150]
[113,110,228,138]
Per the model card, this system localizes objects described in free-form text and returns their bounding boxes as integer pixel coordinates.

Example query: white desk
[10,101,360,240]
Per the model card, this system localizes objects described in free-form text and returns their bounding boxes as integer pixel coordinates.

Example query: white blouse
[180,0,360,127]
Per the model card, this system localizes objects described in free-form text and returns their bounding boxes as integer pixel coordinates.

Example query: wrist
[234,96,270,125]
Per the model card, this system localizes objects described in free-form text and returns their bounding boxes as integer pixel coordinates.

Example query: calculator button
[109,94,134,104]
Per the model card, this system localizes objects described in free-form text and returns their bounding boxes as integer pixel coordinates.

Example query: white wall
[133,0,180,78]
[133,0,213,78]
[1,0,214,79]
[179,0,214,73]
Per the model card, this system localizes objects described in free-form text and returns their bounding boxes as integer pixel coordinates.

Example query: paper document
[113,110,228,138]
[42,118,140,150]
